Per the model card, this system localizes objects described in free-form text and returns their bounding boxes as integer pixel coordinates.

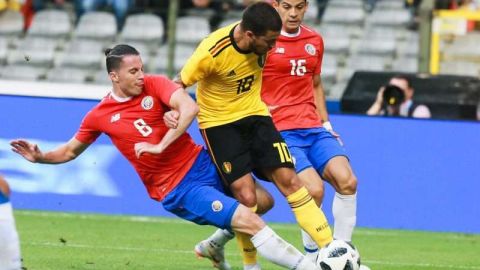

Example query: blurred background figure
[315,0,329,24]
[0,0,21,11]
[0,175,22,270]
[363,0,377,12]
[75,0,134,30]
[367,75,432,118]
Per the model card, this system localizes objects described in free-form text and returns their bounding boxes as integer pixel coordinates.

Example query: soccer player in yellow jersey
[175,2,333,270]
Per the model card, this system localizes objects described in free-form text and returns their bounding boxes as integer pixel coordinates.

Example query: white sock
[251,226,317,270]
[332,192,357,242]
[206,229,235,249]
[244,263,261,270]
[0,203,22,270]
[301,229,318,261]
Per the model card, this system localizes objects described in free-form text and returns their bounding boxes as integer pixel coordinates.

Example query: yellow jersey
[180,23,269,129]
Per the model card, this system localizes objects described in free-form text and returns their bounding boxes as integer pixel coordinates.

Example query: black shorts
[200,115,294,186]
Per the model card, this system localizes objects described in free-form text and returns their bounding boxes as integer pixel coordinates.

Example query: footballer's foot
[359,265,371,270]
[195,240,231,270]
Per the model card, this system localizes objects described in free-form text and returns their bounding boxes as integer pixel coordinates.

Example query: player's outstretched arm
[135,88,199,157]
[10,138,90,164]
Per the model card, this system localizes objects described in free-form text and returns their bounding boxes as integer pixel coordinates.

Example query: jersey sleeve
[180,42,214,87]
[148,75,183,107]
[314,35,324,75]
[75,111,101,144]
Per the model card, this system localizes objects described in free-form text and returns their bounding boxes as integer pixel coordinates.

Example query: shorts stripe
[200,129,229,186]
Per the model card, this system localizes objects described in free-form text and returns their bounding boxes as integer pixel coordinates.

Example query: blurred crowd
[5,0,478,33]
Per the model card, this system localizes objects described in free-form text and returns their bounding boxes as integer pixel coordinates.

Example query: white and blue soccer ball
[317,240,361,270]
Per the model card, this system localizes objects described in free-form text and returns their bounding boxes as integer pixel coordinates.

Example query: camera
[382,84,405,116]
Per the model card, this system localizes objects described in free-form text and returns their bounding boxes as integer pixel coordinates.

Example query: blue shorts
[281,128,348,175]
[162,150,239,230]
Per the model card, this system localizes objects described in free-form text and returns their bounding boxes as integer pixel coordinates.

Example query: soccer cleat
[359,265,371,270]
[194,240,232,270]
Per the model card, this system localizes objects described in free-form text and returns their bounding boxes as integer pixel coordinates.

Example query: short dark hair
[391,75,412,89]
[276,0,307,3]
[240,2,282,36]
[105,44,139,72]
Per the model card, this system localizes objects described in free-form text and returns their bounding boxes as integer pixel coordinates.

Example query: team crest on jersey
[212,200,223,212]
[257,54,266,67]
[304,44,316,56]
[222,162,232,174]
[141,96,154,110]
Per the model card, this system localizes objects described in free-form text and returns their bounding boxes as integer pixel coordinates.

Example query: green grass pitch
[14,210,480,270]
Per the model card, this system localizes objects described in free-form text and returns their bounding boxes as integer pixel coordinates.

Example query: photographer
[367,75,431,118]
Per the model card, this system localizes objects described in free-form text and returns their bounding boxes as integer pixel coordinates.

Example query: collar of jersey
[281,27,301,38]
[110,90,133,103]
[230,24,252,55]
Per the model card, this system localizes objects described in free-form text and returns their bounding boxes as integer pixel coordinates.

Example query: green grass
[15,210,480,270]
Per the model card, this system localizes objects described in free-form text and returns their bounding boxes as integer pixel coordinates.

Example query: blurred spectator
[405,0,422,30]
[315,0,329,24]
[363,0,377,12]
[477,100,480,120]
[367,75,432,118]
[0,0,21,11]
[76,0,134,30]
[147,0,233,41]
[31,0,64,11]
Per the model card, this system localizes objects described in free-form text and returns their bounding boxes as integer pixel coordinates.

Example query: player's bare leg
[197,180,274,270]
[229,174,262,270]
[254,182,274,215]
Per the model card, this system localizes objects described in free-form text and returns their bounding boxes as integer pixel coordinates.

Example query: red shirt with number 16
[262,25,324,131]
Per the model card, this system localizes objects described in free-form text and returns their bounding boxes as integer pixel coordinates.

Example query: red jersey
[262,25,324,131]
[75,75,202,201]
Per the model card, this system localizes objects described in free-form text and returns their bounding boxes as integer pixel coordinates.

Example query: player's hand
[134,142,163,158]
[164,110,179,129]
[10,139,43,162]
[323,122,344,146]
[375,86,386,105]
[267,105,279,113]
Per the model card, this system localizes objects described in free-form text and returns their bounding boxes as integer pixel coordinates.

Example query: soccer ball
[317,240,361,270]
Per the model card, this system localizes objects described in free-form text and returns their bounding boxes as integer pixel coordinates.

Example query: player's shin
[332,192,357,242]
[287,187,333,247]
[235,205,258,269]
[251,226,318,270]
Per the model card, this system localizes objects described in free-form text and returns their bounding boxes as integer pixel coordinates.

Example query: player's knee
[276,171,304,194]
[336,173,357,195]
[233,189,257,208]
